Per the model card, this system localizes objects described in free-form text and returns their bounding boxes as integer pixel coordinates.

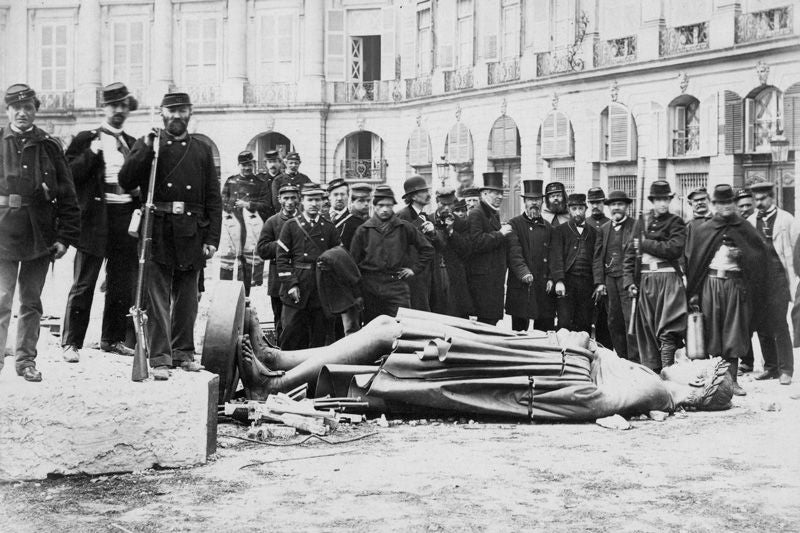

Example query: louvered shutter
[409,127,431,167]
[590,115,601,161]
[400,0,417,79]
[438,0,456,69]
[723,90,743,155]
[783,85,800,149]
[449,124,473,163]
[504,117,518,156]
[381,6,396,80]
[530,0,550,53]
[555,112,572,157]
[701,93,719,156]
[608,104,633,161]
[326,10,345,81]
[744,97,755,153]
[481,0,500,61]
[541,113,556,158]
[674,106,686,156]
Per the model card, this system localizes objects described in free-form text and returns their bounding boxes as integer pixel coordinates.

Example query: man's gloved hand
[555,281,566,297]
[288,286,301,304]
[522,273,534,285]
[90,138,103,154]
[627,284,638,298]
[203,244,217,259]
[50,242,67,260]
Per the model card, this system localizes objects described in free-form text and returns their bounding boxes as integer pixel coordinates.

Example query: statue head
[661,357,733,411]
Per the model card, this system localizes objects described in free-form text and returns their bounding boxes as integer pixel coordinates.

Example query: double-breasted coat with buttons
[257,211,296,296]
[467,200,508,321]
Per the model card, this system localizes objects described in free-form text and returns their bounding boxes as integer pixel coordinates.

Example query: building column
[710,1,740,50]
[75,0,102,108]
[7,2,28,87]
[151,0,174,102]
[298,1,324,102]
[637,0,664,61]
[222,0,246,104]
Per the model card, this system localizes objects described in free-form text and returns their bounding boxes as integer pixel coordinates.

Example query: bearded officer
[542,181,570,226]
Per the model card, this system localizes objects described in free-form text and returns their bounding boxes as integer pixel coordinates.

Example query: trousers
[280,304,331,350]
[0,255,51,373]
[361,273,411,323]
[757,300,794,377]
[270,296,283,342]
[511,316,555,333]
[605,275,637,360]
[557,273,594,334]
[145,262,200,367]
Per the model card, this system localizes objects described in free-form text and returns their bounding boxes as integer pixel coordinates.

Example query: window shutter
[744,97,755,153]
[590,115,601,161]
[541,113,556,158]
[700,93,718,156]
[723,90,743,155]
[673,106,686,156]
[505,117,518,156]
[381,6,397,80]
[400,1,417,79]
[784,87,800,150]
[277,14,294,80]
[555,112,572,157]
[409,127,431,166]
[608,104,632,161]
[438,0,456,69]
[481,0,500,61]
[371,134,383,169]
[326,10,345,81]
[449,124,473,163]
[530,0,550,53]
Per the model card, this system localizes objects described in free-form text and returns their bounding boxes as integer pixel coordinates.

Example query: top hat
[285,152,301,162]
[460,187,480,198]
[436,187,457,201]
[403,175,430,198]
[278,184,300,196]
[265,149,281,161]
[544,181,566,196]
[100,82,138,110]
[587,187,606,202]
[327,178,348,193]
[160,92,192,108]
[734,188,753,201]
[300,182,325,197]
[521,180,544,198]
[749,182,775,195]
[4,84,39,107]
[350,182,372,196]
[372,184,397,204]
[687,187,709,201]
[604,190,634,205]
[648,180,674,200]
[711,184,736,203]
[237,151,255,165]
[479,172,505,192]
[567,193,587,207]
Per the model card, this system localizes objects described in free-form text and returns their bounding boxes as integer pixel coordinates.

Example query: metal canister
[127,208,142,238]
[686,305,706,360]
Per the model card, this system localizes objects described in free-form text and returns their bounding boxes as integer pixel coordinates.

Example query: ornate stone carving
[356,115,365,131]
[500,98,507,116]
[755,60,770,86]
[455,104,462,122]
[610,80,619,102]
[551,92,559,110]
[678,72,689,94]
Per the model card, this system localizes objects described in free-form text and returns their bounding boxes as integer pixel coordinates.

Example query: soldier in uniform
[62,82,138,362]
[467,172,512,325]
[623,180,687,374]
[327,178,349,224]
[256,184,299,343]
[349,185,434,322]
[0,84,80,382]
[736,188,754,220]
[542,181,570,226]
[275,183,339,350]
[337,182,371,249]
[271,152,310,212]
[220,150,272,295]
[397,175,440,312]
[118,92,222,381]
[505,180,560,332]
[593,190,637,360]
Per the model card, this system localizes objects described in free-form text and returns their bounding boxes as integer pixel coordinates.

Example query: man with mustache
[685,187,712,240]
[397,175,440,312]
[62,83,139,363]
[336,182,372,250]
[119,92,222,381]
[460,187,480,211]
[270,152,310,213]
[585,187,612,349]
[542,181,570,226]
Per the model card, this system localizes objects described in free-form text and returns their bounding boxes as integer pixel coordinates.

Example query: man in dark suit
[62,82,139,362]
[585,187,612,348]
[275,183,340,350]
[593,190,637,359]
[270,152,310,212]
[397,175,439,312]
[467,172,512,325]
[119,92,222,380]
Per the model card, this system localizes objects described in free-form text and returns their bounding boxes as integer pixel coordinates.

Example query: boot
[728,359,746,396]
[659,338,677,369]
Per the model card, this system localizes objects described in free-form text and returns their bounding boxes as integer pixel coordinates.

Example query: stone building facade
[1,0,799,220]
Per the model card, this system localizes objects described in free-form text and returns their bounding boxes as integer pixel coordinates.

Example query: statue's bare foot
[240,335,284,400]
[245,307,281,367]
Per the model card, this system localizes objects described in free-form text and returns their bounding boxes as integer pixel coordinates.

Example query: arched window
[600,103,637,161]
[407,126,432,181]
[488,115,521,159]
[445,122,473,163]
[334,131,386,182]
[540,111,573,159]
[669,95,700,156]
[745,86,783,153]
[246,131,294,173]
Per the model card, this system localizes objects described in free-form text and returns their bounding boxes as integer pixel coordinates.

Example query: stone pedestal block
[0,348,218,481]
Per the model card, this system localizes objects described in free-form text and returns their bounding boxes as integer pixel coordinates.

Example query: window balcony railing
[487,58,521,85]
[405,76,432,99]
[184,85,220,106]
[330,81,405,103]
[38,90,74,111]
[536,48,585,77]
[660,22,709,56]
[444,67,474,92]
[244,83,297,105]
[736,5,793,43]
[594,36,637,67]
[340,158,387,182]
[672,126,701,157]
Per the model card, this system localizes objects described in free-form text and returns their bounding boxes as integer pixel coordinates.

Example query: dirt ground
[2,253,800,532]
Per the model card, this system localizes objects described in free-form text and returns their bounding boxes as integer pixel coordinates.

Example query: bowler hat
[567,193,587,207]
[648,180,674,200]
[587,187,606,202]
[403,175,430,198]
[4,83,39,108]
[300,182,325,197]
[460,187,479,198]
[327,178,348,193]
[687,187,708,201]
[265,149,280,161]
[436,187,457,201]
[161,92,192,108]
[100,82,138,110]
[285,152,301,162]
[350,182,372,196]
[372,184,397,204]
[735,188,752,201]
[521,180,544,198]
[603,190,633,205]
[544,181,565,196]
[237,151,255,165]
[479,172,505,192]
[453,198,467,211]
[278,184,299,196]
[711,184,736,203]
[749,182,775,195]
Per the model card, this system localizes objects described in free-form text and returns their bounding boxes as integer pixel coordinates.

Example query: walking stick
[628,156,647,337]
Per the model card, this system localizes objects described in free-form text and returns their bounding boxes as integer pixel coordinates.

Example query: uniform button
[22,165,27,169]
[303,253,308,256]
[186,185,191,190]
[167,140,172,145]
[167,183,172,187]
[181,142,187,146]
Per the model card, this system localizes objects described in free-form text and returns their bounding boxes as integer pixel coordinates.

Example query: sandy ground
[1,251,800,532]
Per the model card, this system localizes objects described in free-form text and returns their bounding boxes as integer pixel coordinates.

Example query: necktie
[100,127,130,157]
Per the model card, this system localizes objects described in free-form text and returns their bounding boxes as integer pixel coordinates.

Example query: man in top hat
[593,190,638,360]
[0,84,79,382]
[271,152,310,212]
[256,183,299,343]
[542,181,570,227]
[119,92,222,380]
[435,192,473,318]
[275,183,340,350]
[584,186,612,348]
[552,193,601,334]
[397,175,441,312]
[461,187,480,211]
[623,180,687,374]
[349,185,434,322]
[586,187,610,231]
[336,182,371,250]
[685,184,766,396]
[61,82,139,363]
[747,181,796,385]
[467,172,513,325]
[505,180,561,332]
[219,150,273,295]
[736,188,754,220]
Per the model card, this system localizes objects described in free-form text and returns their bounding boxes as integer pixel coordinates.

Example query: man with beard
[0,84,79,382]
[256,184,299,344]
[219,150,272,295]
[467,172,512,325]
[585,187,612,348]
[686,184,766,396]
[349,185,434,322]
[275,183,339,350]
[461,187,480,211]
[397,175,440,312]
[586,187,610,231]
[553,194,598,334]
[736,188,754,220]
[327,178,349,223]
[593,190,637,360]
[119,92,222,381]
[623,180,687,374]
[542,181,570,226]
[437,196,473,318]
[62,82,138,362]
[748,182,796,385]
[505,180,560,332]
[270,152,310,212]
[336,182,371,249]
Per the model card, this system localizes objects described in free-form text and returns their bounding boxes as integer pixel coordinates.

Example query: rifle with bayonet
[628,156,647,336]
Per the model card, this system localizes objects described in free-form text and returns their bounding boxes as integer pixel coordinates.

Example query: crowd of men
[0,82,797,396]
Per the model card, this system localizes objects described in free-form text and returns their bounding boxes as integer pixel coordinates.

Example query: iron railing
[405,76,432,98]
[487,58,520,85]
[340,158,387,181]
[672,125,701,156]
[736,5,793,43]
[444,68,474,92]
[594,36,637,67]
[660,22,709,56]
[244,83,297,105]
[38,91,74,110]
